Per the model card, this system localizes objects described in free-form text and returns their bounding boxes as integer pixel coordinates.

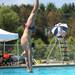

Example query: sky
[0,0,75,8]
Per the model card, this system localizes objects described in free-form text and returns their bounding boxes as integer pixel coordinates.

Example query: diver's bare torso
[21,27,29,45]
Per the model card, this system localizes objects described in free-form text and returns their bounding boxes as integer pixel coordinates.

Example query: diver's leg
[24,50,30,70]
[28,30,32,72]
[21,44,30,70]
[28,48,32,71]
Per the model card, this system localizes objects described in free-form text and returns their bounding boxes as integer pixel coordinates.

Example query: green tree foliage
[47,11,61,28]
[11,5,20,14]
[67,18,75,37]
[61,3,75,22]
[33,38,46,59]
[40,4,45,12]
[0,6,20,32]
[67,36,75,44]
[17,25,24,38]
[35,5,49,44]
[19,4,32,24]
[46,3,57,14]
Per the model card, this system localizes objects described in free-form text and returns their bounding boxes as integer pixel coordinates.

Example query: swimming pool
[0,65,75,75]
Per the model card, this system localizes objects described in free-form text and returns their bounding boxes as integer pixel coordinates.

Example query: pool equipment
[47,23,69,62]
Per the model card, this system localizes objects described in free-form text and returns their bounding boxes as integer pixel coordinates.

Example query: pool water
[0,66,75,75]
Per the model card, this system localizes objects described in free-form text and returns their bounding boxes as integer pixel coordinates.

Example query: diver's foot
[27,68,32,73]
[21,51,26,56]
[27,69,32,73]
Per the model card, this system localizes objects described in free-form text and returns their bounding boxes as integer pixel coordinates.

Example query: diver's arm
[25,0,39,27]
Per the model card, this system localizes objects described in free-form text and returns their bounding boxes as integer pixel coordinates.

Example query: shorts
[29,25,36,33]
[21,43,30,50]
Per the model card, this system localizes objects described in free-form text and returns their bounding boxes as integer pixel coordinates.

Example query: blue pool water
[0,66,75,75]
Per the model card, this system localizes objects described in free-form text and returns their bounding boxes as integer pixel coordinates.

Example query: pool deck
[0,62,75,68]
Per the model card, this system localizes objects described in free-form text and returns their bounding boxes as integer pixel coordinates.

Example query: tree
[61,3,75,22]
[46,3,57,14]
[19,4,32,24]
[0,6,20,32]
[33,38,46,59]
[40,4,45,12]
[11,5,20,14]
[47,11,61,30]
[67,17,75,37]
[17,25,24,38]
